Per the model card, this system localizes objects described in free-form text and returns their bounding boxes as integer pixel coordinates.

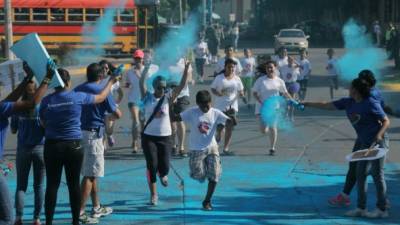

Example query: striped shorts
[189,146,222,183]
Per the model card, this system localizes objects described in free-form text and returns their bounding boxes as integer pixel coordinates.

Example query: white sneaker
[345,208,367,217]
[365,208,389,218]
[150,195,158,206]
[79,213,99,224]
[91,205,113,218]
[160,176,168,187]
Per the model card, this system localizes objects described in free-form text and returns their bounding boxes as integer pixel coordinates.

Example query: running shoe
[269,149,276,156]
[91,205,113,218]
[222,149,234,156]
[365,208,389,218]
[328,193,351,207]
[107,136,115,147]
[345,208,367,217]
[160,176,168,187]
[150,195,158,206]
[79,213,99,224]
[179,150,188,158]
[202,201,213,211]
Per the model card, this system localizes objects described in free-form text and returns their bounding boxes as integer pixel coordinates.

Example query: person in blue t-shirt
[39,67,121,225]
[0,62,54,225]
[303,77,390,219]
[74,63,122,224]
[10,80,45,225]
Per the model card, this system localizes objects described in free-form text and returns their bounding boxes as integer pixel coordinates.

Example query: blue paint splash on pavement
[336,18,386,81]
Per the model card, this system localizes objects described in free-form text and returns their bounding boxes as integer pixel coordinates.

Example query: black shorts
[170,96,190,122]
[223,108,237,126]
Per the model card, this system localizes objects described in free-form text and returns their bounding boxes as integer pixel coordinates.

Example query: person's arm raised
[171,60,191,101]
[139,65,151,98]
[3,62,34,102]
[93,70,122,104]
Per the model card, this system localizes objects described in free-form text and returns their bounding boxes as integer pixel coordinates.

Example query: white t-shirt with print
[195,41,209,59]
[252,76,287,114]
[180,107,229,151]
[326,58,338,76]
[143,92,172,136]
[279,65,300,83]
[211,74,244,112]
[240,57,256,77]
[299,59,311,80]
[125,64,159,104]
[215,57,243,76]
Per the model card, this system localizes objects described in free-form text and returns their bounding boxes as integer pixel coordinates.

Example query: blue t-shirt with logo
[0,102,14,159]
[333,97,386,145]
[39,91,95,140]
[74,82,117,130]
[11,105,45,147]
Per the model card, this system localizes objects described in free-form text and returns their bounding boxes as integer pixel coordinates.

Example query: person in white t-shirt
[99,60,124,149]
[169,58,194,157]
[179,90,229,211]
[125,49,159,153]
[326,48,339,99]
[139,60,190,206]
[194,37,209,83]
[214,45,242,77]
[274,47,288,77]
[211,58,244,155]
[298,50,312,101]
[252,60,294,155]
[240,48,256,105]
[280,56,300,121]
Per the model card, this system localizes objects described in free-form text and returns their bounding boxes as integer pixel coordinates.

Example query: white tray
[346,147,389,162]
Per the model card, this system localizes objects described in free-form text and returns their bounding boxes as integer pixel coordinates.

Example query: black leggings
[44,139,83,225]
[141,134,171,183]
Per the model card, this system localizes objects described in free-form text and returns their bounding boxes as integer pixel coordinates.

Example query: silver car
[274,29,310,53]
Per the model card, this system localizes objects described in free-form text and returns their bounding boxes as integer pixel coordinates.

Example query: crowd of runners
[0,33,393,225]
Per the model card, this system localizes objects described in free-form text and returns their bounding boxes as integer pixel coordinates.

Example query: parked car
[293,20,341,45]
[274,29,309,53]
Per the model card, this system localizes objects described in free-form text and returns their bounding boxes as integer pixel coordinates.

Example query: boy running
[178,90,230,210]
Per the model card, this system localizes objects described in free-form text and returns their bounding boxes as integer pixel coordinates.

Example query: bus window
[86,9,101,22]
[33,8,48,21]
[51,8,65,22]
[119,9,134,24]
[14,8,30,22]
[68,9,83,22]
[0,8,4,22]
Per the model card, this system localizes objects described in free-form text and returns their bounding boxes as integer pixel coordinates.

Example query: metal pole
[202,0,206,26]
[5,0,15,60]
[179,0,183,25]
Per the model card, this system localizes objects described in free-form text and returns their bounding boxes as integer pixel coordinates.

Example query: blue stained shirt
[0,102,14,159]
[10,105,45,147]
[74,82,117,130]
[333,97,386,145]
[39,91,95,140]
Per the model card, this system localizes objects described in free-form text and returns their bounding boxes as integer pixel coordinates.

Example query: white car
[274,29,310,53]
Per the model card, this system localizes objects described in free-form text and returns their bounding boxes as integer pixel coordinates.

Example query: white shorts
[81,130,105,177]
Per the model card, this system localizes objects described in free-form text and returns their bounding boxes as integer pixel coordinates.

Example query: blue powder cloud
[336,18,386,81]
[260,96,292,130]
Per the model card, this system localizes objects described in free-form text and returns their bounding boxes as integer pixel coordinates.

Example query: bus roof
[0,0,135,8]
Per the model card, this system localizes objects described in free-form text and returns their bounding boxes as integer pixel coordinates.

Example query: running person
[75,63,122,224]
[303,77,390,218]
[125,49,159,153]
[211,58,244,155]
[240,48,256,105]
[39,67,120,225]
[139,60,190,206]
[298,50,312,101]
[252,60,294,155]
[214,45,242,77]
[326,48,339,99]
[178,90,230,210]
[11,80,45,225]
[194,35,209,83]
[99,60,123,148]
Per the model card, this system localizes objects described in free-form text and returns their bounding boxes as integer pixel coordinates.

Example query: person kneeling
[178,90,230,210]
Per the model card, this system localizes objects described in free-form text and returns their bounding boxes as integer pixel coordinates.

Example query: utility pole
[179,0,183,25]
[5,0,15,60]
[202,0,206,26]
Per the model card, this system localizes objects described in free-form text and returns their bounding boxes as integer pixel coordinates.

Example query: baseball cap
[133,49,144,59]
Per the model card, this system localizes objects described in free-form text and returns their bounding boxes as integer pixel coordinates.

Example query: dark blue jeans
[0,174,13,225]
[15,145,45,220]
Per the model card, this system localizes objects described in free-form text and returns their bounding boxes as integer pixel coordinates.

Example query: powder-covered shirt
[252,76,287,115]
[143,92,172,137]
[211,74,244,112]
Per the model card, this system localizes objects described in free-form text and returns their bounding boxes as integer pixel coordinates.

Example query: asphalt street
[2,48,400,225]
